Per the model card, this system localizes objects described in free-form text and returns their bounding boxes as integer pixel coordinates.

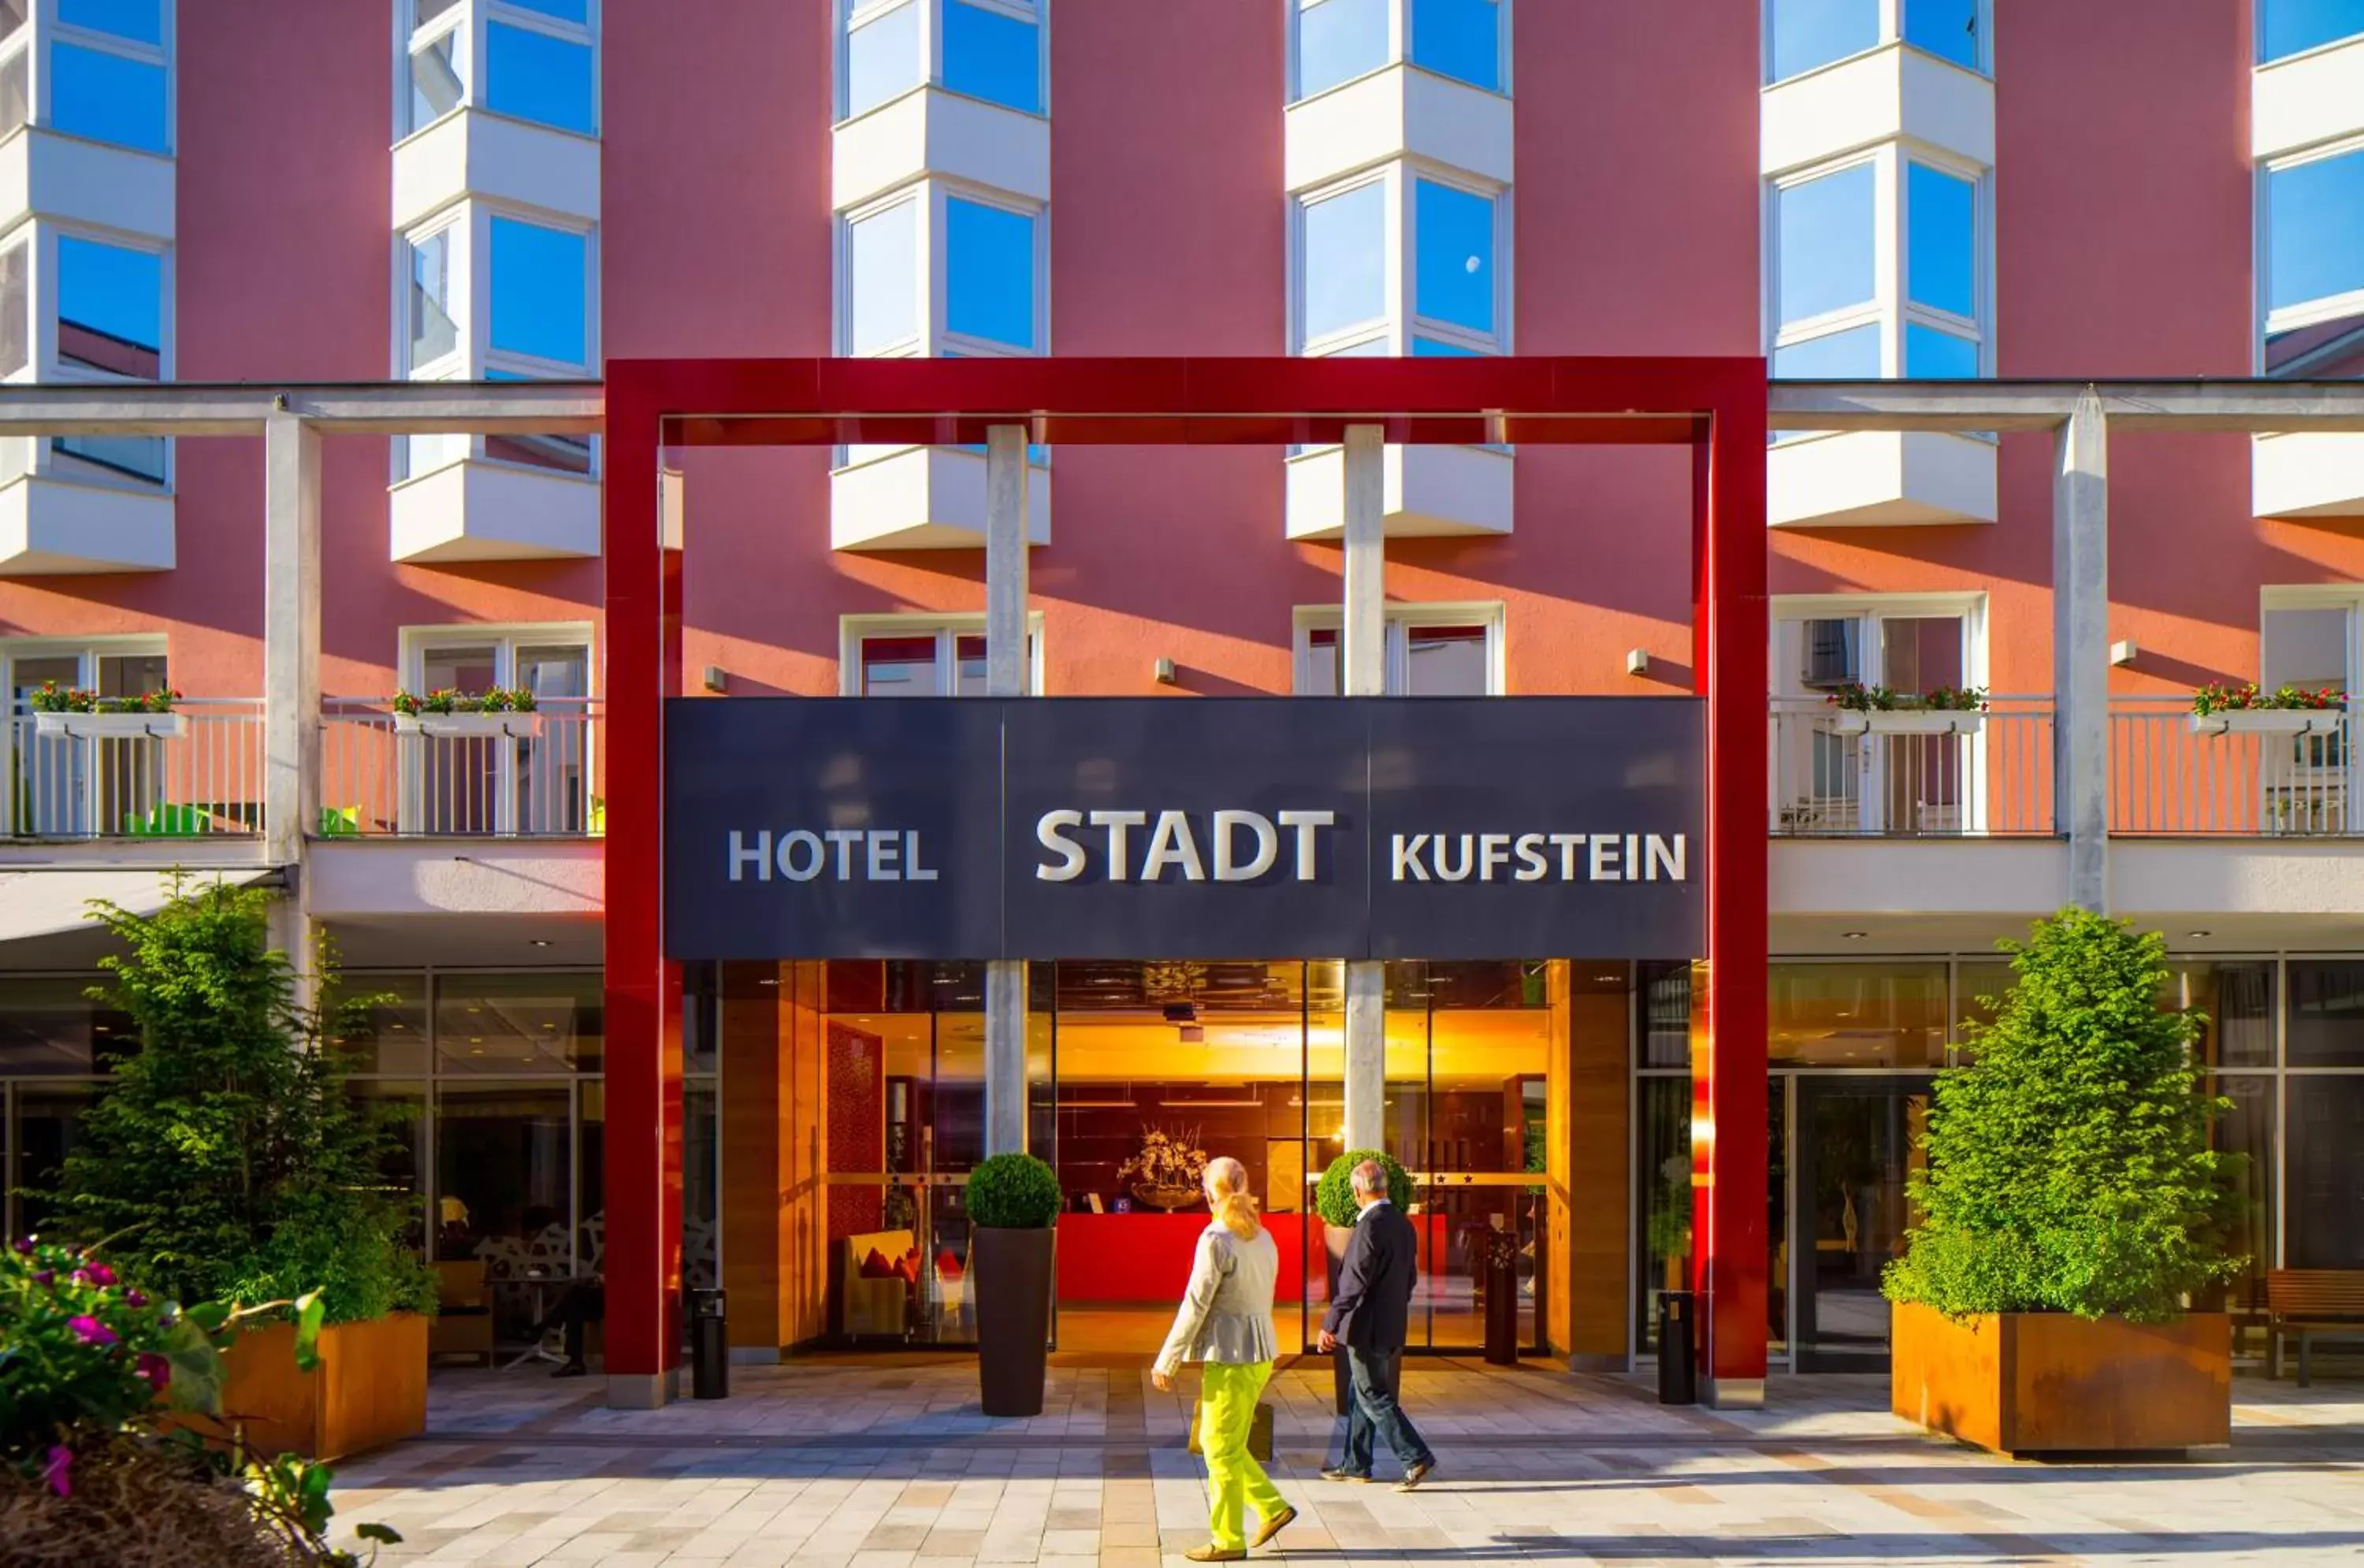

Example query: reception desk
[1054,1210,1466,1306]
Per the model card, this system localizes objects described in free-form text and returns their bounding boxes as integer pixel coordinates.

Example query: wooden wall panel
[719,962,783,1351]
[1565,985,1632,1363]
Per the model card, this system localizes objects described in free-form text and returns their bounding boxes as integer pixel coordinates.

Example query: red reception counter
[1054,1211,1461,1305]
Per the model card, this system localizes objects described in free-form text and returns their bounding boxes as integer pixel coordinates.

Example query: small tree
[1883,908,2243,1321]
[45,882,432,1325]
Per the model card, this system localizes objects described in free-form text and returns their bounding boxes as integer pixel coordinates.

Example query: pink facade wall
[0,1,2343,719]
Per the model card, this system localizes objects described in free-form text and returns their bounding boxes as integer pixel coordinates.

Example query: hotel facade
[6,0,2364,1409]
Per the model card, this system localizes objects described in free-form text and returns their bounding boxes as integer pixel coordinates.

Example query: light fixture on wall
[1154,656,1178,685]
[2109,639,2139,667]
[702,664,730,693]
[1626,648,1651,678]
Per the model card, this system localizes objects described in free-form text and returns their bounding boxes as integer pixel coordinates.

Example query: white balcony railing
[2,700,266,839]
[2110,698,2355,837]
[319,699,601,838]
[1769,697,2055,837]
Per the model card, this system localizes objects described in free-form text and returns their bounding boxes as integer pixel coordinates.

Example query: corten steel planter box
[212,1313,429,1461]
[1890,1301,2231,1456]
[972,1227,1054,1418]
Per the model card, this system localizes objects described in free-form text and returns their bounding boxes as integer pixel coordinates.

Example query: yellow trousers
[1196,1360,1288,1552]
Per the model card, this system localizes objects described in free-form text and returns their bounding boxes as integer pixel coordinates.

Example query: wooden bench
[2266,1269,2364,1385]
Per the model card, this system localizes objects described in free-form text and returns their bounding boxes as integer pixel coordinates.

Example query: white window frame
[2260,586,2364,689]
[1771,593,1989,834]
[395,0,600,144]
[1766,145,1992,399]
[1290,603,1506,696]
[1760,0,1990,87]
[34,219,174,490]
[44,0,176,155]
[0,8,32,139]
[398,622,597,837]
[2255,2,2364,65]
[839,612,1046,697]
[1291,160,1512,359]
[1288,0,1513,105]
[835,178,1048,359]
[836,0,1047,124]
[2255,134,2364,376]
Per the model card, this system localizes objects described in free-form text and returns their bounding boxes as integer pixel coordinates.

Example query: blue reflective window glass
[846,0,920,117]
[1769,0,1879,82]
[1413,337,1484,355]
[1414,180,1495,336]
[1410,0,1500,91]
[504,0,589,21]
[58,0,159,44]
[942,1,1041,115]
[485,21,596,136]
[1902,0,1981,70]
[1299,0,1388,98]
[1324,338,1392,356]
[2269,148,2364,314]
[2261,0,2364,61]
[1906,163,1976,319]
[50,42,168,153]
[946,198,1035,348]
[1904,323,1979,377]
[489,218,589,366]
[57,236,161,378]
[848,199,918,353]
[1776,163,1876,326]
[1771,322,1881,379]
[1301,181,1386,342]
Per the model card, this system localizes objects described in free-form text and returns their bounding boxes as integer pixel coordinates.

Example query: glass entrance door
[1792,1075,1928,1371]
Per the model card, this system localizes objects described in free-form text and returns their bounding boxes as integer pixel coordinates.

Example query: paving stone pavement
[327,1358,2364,1565]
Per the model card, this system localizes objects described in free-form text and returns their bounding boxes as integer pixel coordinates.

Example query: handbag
[1187,1399,1275,1462]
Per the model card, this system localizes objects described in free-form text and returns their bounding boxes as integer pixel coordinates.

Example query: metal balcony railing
[1769,696,2055,838]
[2110,698,2355,837]
[2,699,267,840]
[318,699,602,838]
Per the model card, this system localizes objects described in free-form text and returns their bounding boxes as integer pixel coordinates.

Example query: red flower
[42,1446,72,1499]
[135,1351,173,1392]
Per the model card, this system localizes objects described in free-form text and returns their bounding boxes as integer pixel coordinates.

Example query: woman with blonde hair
[1154,1154,1297,1561]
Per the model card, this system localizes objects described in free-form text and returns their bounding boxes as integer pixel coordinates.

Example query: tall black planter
[973,1225,1054,1418]
[1324,1223,1355,1416]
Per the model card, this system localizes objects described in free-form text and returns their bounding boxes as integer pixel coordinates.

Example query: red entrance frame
[602,356,1768,1400]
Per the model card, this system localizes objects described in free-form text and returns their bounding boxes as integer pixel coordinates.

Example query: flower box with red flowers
[2190,682,2347,737]
[27,681,186,739]
[1823,682,1988,737]
[389,686,541,739]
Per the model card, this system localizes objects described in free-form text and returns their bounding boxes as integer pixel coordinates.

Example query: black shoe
[1396,1458,1435,1492]
[1319,1466,1370,1484]
[552,1360,589,1378]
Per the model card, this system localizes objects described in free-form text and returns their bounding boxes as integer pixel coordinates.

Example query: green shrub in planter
[966,1153,1061,1228]
[1314,1150,1412,1228]
[1883,908,2244,1321]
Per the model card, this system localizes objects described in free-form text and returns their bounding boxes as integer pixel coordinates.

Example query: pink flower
[42,1446,72,1499]
[135,1351,173,1392]
[125,1289,147,1309]
[68,1315,117,1347]
[84,1262,115,1287]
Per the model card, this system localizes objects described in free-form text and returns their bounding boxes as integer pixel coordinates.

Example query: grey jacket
[1153,1221,1280,1378]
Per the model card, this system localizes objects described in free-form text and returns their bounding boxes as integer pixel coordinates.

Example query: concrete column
[263,408,322,1008]
[2054,389,2109,912]
[983,424,1031,1156]
[1340,425,1387,1154]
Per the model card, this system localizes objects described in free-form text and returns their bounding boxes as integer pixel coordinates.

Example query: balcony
[319,698,600,838]
[1769,697,2054,837]
[389,454,599,563]
[1284,442,1514,540]
[1768,430,1998,529]
[2110,699,2355,837]
[1284,62,1513,195]
[830,444,1050,552]
[1,700,264,841]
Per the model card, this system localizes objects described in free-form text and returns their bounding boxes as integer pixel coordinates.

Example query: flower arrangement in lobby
[25,680,179,715]
[1823,681,1987,713]
[1117,1126,1210,1210]
[2191,681,2346,715]
[389,686,537,715]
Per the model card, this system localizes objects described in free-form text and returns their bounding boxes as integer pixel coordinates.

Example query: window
[1292,0,1506,102]
[838,0,1043,121]
[2262,143,2364,376]
[53,233,166,483]
[1295,166,1508,357]
[0,6,29,143]
[400,0,597,140]
[403,629,593,836]
[2263,600,2355,693]
[1772,600,1985,834]
[4,642,169,836]
[0,242,24,380]
[838,184,1044,358]
[2260,0,2364,64]
[50,0,169,154]
[1294,609,1503,696]
[487,216,589,369]
[845,618,1042,696]
[1765,0,1985,84]
[407,225,461,371]
[1770,150,1987,392]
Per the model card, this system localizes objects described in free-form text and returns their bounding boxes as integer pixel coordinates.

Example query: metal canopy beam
[0,381,602,437]
[1771,380,2364,433]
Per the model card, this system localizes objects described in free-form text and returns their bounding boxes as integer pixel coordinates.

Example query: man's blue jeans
[1343,1346,1433,1477]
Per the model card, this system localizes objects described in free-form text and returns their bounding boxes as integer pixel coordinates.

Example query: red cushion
[893,1254,920,1284]
[858,1247,895,1280]
[935,1249,964,1280]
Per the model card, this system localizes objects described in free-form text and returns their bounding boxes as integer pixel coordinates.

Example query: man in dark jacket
[1318,1159,1437,1489]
